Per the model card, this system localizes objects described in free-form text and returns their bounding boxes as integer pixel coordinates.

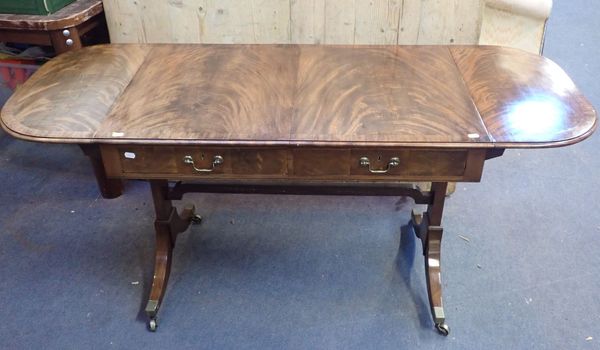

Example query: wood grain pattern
[1,44,596,149]
[0,0,103,31]
[1,44,150,140]
[291,45,490,144]
[479,4,547,54]
[231,149,289,175]
[451,46,597,147]
[102,0,144,43]
[408,0,482,45]
[102,0,550,55]
[101,1,550,53]
[95,45,297,142]
[102,0,483,45]
[289,0,325,44]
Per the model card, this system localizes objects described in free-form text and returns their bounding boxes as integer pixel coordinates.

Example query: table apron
[100,145,487,183]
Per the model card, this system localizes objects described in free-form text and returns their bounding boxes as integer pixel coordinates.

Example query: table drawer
[103,146,288,176]
[101,145,484,181]
[349,149,468,177]
[292,149,350,176]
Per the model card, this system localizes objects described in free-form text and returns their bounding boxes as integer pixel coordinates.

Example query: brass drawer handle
[359,156,400,174]
[183,155,224,173]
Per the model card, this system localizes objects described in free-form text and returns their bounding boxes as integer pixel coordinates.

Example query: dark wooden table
[1,44,596,335]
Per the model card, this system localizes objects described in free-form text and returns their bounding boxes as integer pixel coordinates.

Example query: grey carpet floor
[1,0,599,349]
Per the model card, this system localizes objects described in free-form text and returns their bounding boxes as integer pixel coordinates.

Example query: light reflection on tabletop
[506,92,568,141]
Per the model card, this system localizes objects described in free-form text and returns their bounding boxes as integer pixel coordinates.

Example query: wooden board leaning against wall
[102,0,552,53]
[101,0,553,194]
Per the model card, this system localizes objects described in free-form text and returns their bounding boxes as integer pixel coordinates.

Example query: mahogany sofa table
[1,44,596,335]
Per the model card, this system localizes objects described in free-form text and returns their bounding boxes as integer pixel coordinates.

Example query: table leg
[50,26,82,54]
[80,145,123,199]
[145,180,201,332]
[411,182,450,336]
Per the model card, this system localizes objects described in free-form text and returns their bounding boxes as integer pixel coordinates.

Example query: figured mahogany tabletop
[1,44,596,148]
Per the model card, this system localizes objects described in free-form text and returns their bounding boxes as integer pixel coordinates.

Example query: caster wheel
[435,323,449,336]
[410,210,423,226]
[191,214,202,225]
[148,319,158,332]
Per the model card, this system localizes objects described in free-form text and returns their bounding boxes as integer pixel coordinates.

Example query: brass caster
[411,209,423,226]
[191,214,202,225]
[148,318,158,332]
[435,322,449,336]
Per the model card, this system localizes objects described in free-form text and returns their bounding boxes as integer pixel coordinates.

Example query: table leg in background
[80,144,123,199]
[50,26,82,54]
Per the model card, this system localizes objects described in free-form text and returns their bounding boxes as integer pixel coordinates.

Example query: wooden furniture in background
[0,0,76,16]
[480,0,553,53]
[2,44,595,335]
[0,0,105,54]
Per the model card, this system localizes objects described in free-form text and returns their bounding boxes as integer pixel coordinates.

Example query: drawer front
[114,146,230,175]
[349,149,468,177]
[117,146,179,174]
[292,149,350,176]
[103,146,288,177]
[230,149,289,175]
[101,145,484,181]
